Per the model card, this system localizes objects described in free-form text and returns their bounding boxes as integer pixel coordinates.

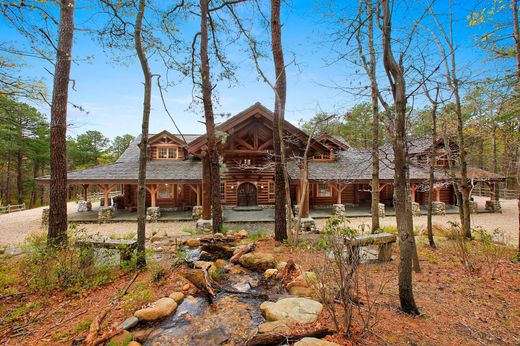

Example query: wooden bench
[76,239,137,266]
[345,232,396,262]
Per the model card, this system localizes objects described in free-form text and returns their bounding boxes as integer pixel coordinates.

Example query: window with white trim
[317,183,332,197]
[268,182,275,201]
[157,146,178,159]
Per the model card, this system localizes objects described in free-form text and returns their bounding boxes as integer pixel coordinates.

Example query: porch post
[197,184,201,206]
[336,184,342,204]
[82,184,89,201]
[201,152,211,220]
[410,183,416,202]
[172,183,177,207]
[103,185,109,207]
[435,188,441,202]
[301,182,310,218]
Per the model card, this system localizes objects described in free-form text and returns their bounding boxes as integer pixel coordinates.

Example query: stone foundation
[192,206,203,220]
[469,201,478,214]
[146,207,161,221]
[196,219,213,232]
[300,217,317,233]
[332,204,345,216]
[485,200,501,212]
[432,201,446,215]
[41,208,49,227]
[77,200,88,212]
[98,207,114,223]
[378,203,385,218]
[411,202,421,216]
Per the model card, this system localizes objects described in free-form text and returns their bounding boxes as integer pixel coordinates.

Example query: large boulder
[294,337,341,346]
[260,297,323,324]
[257,320,292,335]
[134,297,177,321]
[286,272,317,290]
[239,252,276,272]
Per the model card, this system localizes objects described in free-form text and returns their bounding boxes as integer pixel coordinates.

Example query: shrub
[20,227,117,294]
[311,214,359,335]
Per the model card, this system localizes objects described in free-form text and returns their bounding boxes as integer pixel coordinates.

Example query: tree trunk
[381,0,419,315]
[271,0,288,241]
[134,0,151,267]
[492,121,499,200]
[48,0,75,247]
[17,147,24,205]
[200,0,222,233]
[513,0,520,80]
[29,161,39,209]
[6,149,12,205]
[367,0,380,233]
[427,100,437,248]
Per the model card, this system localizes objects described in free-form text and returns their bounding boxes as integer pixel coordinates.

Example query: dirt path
[0,196,518,247]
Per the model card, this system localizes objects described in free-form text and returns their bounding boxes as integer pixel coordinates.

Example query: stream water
[142,249,282,346]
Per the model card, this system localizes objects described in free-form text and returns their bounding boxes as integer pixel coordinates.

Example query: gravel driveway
[0,196,518,246]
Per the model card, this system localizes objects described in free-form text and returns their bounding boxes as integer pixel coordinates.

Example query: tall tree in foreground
[429,5,472,238]
[380,0,419,314]
[355,0,382,232]
[48,0,76,247]
[134,0,151,267]
[271,0,288,241]
[199,0,222,233]
[425,86,440,248]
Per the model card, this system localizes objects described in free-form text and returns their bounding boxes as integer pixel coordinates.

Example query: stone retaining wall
[147,207,161,221]
[378,203,385,218]
[411,202,421,216]
[98,207,114,223]
[332,204,345,216]
[432,201,446,215]
[41,208,49,227]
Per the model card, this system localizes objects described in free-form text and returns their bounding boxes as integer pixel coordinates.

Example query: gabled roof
[318,134,349,150]
[188,102,329,154]
[148,130,187,146]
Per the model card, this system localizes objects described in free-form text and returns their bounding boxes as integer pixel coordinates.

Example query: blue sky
[1,0,513,139]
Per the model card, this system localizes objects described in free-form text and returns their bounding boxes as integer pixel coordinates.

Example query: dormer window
[157,146,178,159]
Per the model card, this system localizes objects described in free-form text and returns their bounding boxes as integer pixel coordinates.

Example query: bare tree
[380,0,420,314]
[429,3,472,238]
[424,85,440,248]
[134,0,151,267]
[355,0,383,233]
[199,0,223,233]
[48,0,75,247]
[271,0,288,241]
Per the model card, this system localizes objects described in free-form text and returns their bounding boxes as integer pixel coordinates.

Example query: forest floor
[0,225,518,345]
[0,196,517,247]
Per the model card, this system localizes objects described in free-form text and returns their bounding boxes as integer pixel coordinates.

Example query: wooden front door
[237,182,257,206]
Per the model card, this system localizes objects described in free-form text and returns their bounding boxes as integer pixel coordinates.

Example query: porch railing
[0,203,26,214]
[75,191,121,203]
[472,187,519,200]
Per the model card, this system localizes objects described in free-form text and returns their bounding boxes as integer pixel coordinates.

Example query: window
[435,155,447,167]
[317,183,331,197]
[220,182,226,200]
[268,182,275,201]
[158,184,173,199]
[157,146,178,159]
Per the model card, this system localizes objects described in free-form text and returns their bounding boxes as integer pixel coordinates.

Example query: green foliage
[122,280,152,308]
[20,228,117,294]
[316,214,357,249]
[110,134,135,159]
[68,130,111,169]
[247,229,269,241]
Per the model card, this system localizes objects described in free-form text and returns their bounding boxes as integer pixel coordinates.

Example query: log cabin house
[37,102,504,221]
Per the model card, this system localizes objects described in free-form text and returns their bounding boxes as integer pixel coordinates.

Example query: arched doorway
[237,182,257,207]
